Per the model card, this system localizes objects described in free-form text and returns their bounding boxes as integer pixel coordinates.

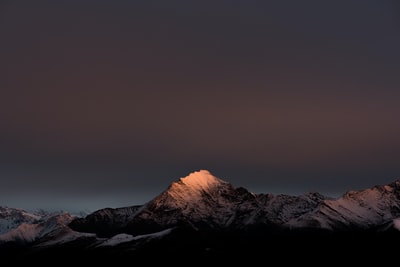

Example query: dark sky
[1,0,400,212]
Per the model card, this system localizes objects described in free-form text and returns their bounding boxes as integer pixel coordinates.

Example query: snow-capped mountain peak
[119,170,253,233]
[178,169,226,191]
[166,170,230,203]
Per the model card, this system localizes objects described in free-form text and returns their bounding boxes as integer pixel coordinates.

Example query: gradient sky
[1,0,400,213]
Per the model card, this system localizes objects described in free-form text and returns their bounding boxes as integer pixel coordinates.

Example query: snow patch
[167,170,227,203]
[0,223,42,243]
[99,233,135,246]
[393,218,400,231]
[99,228,174,247]
[179,170,224,191]
[22,211,41,221]
[383,185,393,192]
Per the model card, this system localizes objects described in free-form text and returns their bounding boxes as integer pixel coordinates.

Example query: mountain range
[1,170,399,264]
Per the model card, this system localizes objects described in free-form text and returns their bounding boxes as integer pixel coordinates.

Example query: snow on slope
[98,228,173,247]
[169,170,229,203]
[393,218,400,231]
[0,223,41,243]
[0,213,69,243]
[0,207,41,234]
[0,211,97,247]
[161,169,233,209]
[256,192,327,225]
[288,179,400,229]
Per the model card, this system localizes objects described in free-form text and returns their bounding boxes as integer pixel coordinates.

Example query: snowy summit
[164,169,231,205]
[179,169,224,189]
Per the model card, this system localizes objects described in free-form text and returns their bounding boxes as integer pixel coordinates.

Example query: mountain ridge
[1,170,400,263]
[69,170,400,235]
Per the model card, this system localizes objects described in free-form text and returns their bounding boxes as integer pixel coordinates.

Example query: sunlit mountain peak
[177,169,226,191]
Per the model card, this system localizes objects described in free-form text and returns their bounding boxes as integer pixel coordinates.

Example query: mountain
[0,209,97,252]
[123,170,331,234]
[287,179,400,230]
[0,207,42,235]
[1,170,400,263]
[124,170,260,233]
[68,205,141,237]
[70,170,329,236]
